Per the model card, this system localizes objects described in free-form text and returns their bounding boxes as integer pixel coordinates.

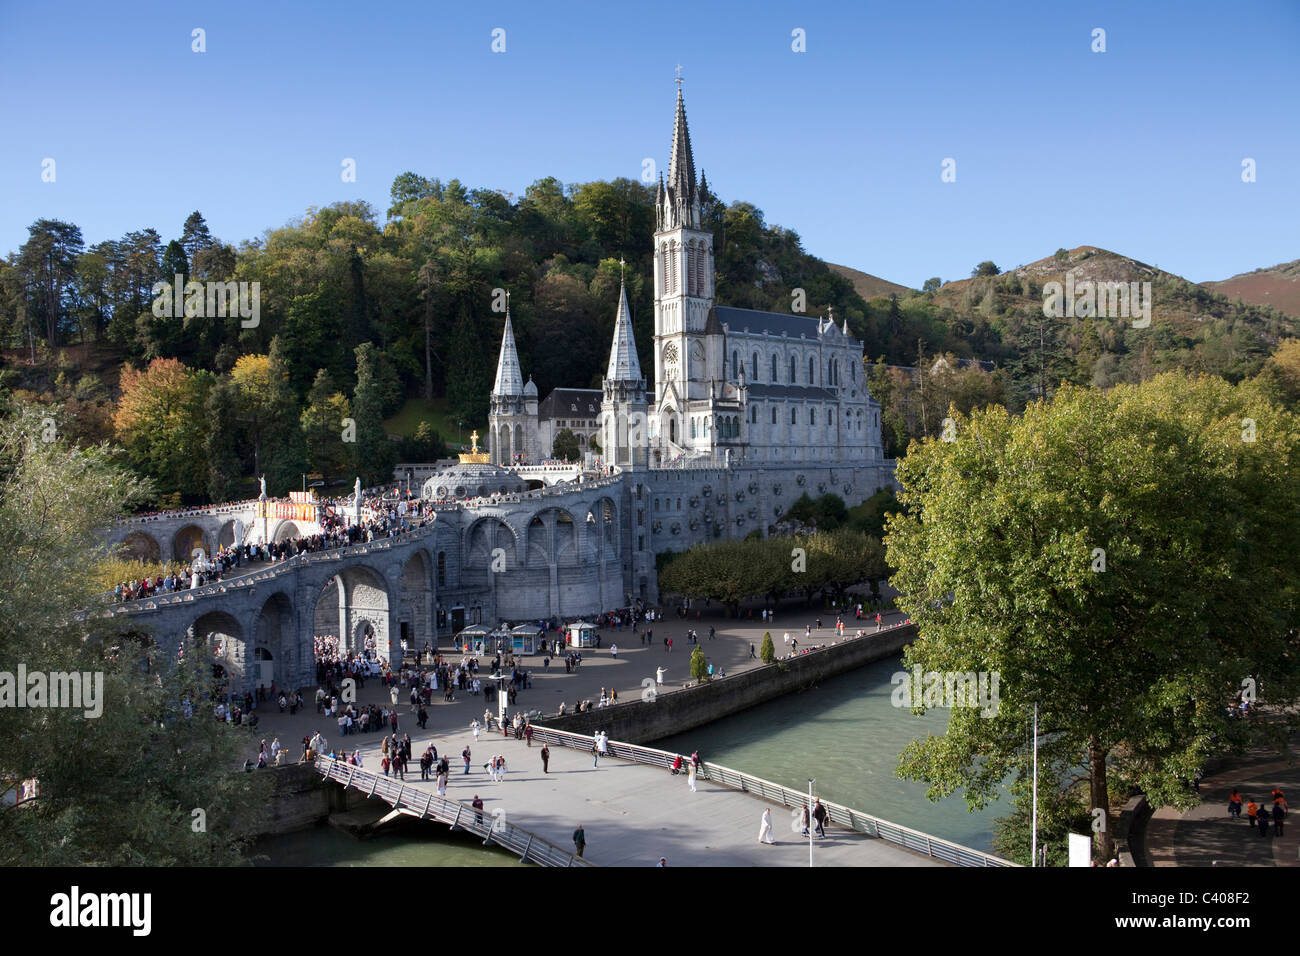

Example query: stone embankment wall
[542,624,917,744]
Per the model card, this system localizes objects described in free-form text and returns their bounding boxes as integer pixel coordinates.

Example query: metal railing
[526,726,1015,868]
[314,755,592,867]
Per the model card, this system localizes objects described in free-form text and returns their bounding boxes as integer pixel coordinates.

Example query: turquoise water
[655,653,1007,852]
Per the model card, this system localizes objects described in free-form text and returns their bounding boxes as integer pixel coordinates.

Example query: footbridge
[311,725,1014,868]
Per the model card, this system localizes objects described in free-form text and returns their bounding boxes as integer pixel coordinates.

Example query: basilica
[489,83,890,477]
[478,82,896,602]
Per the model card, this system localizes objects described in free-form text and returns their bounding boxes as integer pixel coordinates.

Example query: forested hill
[2,173,1297,505]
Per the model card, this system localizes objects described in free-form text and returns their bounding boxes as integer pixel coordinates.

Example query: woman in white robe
[759,808,775,844]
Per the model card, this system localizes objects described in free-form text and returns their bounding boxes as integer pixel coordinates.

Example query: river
[655,652,1006,852]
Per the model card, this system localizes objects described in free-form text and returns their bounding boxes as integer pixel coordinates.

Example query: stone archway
[399,550,433,654]
[174,524,209,562]
[254,591,294,691]
[311,565,392,663]
[188,610,246,698]
[273,521,300,543]
[121,531,161,563]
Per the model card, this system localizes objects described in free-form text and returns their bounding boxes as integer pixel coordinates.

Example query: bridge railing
[314,755,592,868]
[526,725,1015,868]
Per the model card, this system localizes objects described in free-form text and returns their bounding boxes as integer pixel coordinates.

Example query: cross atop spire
[674,63,683,87]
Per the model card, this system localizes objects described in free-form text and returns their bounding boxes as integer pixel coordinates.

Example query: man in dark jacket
[573,824,586,858]
[813,799,828,838]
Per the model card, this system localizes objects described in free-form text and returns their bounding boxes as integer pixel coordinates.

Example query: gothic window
[829,408,834,426]
[789,355,796,383]
[752,352,758,380]
[811,408,816,426]
[751,406,758,424]
[771,354,777,380]
[791,408,797,425]
[690,418,697,439]
[655,498,660,511]
[668,242,677,293]
[771,407,777,424]
[677,498,681,509]
[437,551,446,586]
[809,356,816,383]
[732,350,738,379]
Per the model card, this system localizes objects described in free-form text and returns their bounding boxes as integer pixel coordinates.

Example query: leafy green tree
[885,372,1300,863]
[690,645,709,682]
[260,337,307,493]
[971,260,999,278]
[0,403,270,864]
[552,427,579,462]
[760,631,775,664]
[301,369,353,479]
[352,341,396,487]
[922,277,942,293]
[204,377,241,502]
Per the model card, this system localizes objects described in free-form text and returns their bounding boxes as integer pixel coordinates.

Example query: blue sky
[2,0,1297,287]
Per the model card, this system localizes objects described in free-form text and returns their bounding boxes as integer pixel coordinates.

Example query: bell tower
[653,72,715,419]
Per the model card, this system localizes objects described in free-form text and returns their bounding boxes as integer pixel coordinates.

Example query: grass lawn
[384,396,485,451]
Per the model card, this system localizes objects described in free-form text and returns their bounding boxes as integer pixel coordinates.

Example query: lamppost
[808,778,816,867]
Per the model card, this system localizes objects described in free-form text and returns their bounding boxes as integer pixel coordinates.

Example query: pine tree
[760,631,775,664]
[353,342,396,487]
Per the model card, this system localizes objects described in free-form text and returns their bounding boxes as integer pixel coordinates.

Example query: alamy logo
[50,886,151,936]
[151,274,260,328]
[890,666,1000,717]
[1042,269,1152,328]
[0,664,103,718]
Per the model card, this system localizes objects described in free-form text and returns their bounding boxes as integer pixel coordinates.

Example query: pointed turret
[606,280,643,384]
[491,310,524,397]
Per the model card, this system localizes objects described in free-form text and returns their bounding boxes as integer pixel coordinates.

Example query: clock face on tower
[663,342,679,375]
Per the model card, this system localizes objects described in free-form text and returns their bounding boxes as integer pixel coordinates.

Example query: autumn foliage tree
[113,358,211,504]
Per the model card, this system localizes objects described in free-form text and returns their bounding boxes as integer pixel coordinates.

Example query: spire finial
[674,64,683,88]
[619,256,625,282]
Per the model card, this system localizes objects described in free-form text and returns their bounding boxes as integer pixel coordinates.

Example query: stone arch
[188,610,246,697]
[399,549,434,652]
[586,496,617,556]
[514,423,523,462]
[174,524,209,562]
[273,520,300,543]
[498,424,511,465]
[218,520,238,549]
[253,592,294,690]
[120,531,161,563]
[311,564,393,662]
[465,517,519,570]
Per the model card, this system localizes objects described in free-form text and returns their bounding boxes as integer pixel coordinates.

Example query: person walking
[592,733,601,768]
[524,723,533,747]
[813,799,828,838]
[462,746,472,774]
[541,743,550,773]
[1228,789,1242,819]
[749,643,757,659]
[667,637,673,653]
[472,794,484,827]
[758,808,775,844]
[1247,799,1259,826]
[1272,800,1286,836]
[471,719,480,742]
[496,755,507,780]
[687,761,697,793]
[1258,805,1272,838]
[573,824,586,858]
[611,643,618,659]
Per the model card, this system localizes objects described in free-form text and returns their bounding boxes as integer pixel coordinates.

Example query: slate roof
[745,383,839,401]
[713,306,832,339]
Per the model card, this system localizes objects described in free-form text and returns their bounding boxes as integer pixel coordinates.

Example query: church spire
[491,307,523,397]
[606,275,642,384]
[661,76,700,231]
